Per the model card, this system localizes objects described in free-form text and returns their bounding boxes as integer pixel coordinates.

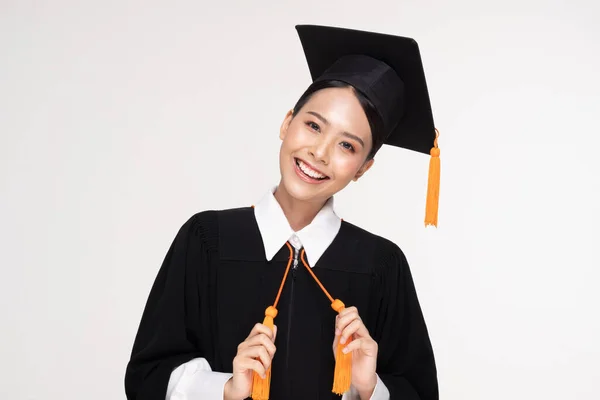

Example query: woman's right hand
[223,323,277,400]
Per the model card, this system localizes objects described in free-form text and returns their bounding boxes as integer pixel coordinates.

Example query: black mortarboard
[294,24,441,227]
[295,24,436,154]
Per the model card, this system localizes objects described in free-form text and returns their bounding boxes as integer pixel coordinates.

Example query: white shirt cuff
[166,358,232,400]
[341,374,390,400]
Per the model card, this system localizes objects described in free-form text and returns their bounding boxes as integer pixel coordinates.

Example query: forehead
[301,87,371,135]
[303,86,362,110]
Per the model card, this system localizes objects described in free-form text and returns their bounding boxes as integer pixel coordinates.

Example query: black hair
[291,80,385,161]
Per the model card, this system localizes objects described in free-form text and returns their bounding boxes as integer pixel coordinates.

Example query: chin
[280,175,331,203]
[281,179,316,201]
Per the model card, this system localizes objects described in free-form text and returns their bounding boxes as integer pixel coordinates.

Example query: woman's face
[278,87,375,203]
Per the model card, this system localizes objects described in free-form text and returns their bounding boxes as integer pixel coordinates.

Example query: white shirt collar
[253,186,342,267]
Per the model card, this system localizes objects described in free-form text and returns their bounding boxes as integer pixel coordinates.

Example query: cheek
[283,126,313,149]
[331,155,363,179]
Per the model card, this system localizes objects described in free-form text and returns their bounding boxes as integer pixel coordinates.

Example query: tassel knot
[264,306,278,320]
[331,299,345,313]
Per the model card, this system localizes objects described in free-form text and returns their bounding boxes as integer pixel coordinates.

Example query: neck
[273,181,328,232]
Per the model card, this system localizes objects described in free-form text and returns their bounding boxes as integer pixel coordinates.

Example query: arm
[371,244,438,400]
[125,215,212,400]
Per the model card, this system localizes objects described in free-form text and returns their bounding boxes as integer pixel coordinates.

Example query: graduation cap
[295,24,441,227]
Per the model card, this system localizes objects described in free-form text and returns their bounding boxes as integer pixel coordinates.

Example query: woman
[125,25,439,400]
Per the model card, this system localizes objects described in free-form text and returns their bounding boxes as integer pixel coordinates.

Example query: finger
[340,319,369,345]
[337,308,359,323]
[341,337,378,357]
[243,333,277,358]
[236,356,267,378]
[239,345,273,370]
[239,332,276,356]
[335,311,360,335]
[247,323,276,340]
[337,306,358,318]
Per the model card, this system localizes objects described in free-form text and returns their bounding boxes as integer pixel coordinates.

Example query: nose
[308,135,331,165]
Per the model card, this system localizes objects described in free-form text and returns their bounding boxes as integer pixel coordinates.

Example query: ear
[353,158,375,181]
[279,109,294,140]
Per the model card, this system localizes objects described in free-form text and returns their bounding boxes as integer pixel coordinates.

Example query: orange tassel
[251,243,295,400]
[300,251,353,396]
[331,299,352,395]
[425,129,441,227]
[251,306,278,400]
[250,242,294,400]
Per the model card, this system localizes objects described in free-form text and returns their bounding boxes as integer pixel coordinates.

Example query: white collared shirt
[253,185,342,267]
[166,187,389,400]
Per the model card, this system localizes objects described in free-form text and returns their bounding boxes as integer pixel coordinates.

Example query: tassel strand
[425,129,441,227]
[251,306,278,400]
[331,299,352,395]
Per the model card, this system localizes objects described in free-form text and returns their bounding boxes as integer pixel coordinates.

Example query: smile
[294,158,330,182]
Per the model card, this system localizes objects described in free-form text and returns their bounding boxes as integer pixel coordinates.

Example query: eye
[305,121,321,132]
[340,142,355,152]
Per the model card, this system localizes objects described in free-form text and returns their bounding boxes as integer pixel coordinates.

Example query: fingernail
[335,329,341,336]
[342,347,349,354]
[340,337,346,344]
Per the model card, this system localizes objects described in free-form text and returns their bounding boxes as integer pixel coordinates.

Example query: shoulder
[186,206,253,225]
[341,220,405,255]
[176,206,255,247]
[340,220,409,272]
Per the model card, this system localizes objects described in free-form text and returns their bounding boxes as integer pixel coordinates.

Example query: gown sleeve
[124,214,214,400]
[370,241,439,400]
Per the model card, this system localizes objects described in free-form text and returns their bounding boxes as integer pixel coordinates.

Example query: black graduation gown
[125,207,438,400]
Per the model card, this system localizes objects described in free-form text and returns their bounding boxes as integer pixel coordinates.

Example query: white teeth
[298,160,326,179]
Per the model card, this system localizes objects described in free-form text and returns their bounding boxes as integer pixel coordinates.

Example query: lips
[294,158,330,182]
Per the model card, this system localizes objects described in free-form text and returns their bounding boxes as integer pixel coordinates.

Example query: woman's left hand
[334,306,378,398]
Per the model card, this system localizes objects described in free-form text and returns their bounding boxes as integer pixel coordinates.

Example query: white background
[1,0,599,399]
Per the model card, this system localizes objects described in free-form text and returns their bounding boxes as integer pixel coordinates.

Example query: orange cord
[299,249,352,395]
[299,249,334,303]
[273,242,294,307]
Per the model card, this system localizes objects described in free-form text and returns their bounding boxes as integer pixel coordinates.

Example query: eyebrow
[306,110,365,148]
